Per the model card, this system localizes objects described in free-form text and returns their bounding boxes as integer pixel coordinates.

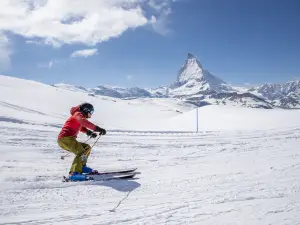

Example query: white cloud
[0,0,178,69]
[71,48,98,58]
[150,7,172,36]
[0,1,178,48]
[0,33,13,72]
[0,0,157,47]
[147,0,174,36]
[148,0,169,11]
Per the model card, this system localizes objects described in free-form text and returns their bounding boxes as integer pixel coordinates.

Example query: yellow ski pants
[57,137,91,173]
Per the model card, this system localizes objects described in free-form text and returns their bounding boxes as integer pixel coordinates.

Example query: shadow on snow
[89,178,141,192]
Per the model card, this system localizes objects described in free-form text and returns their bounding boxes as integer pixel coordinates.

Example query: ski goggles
[90,109,94,115]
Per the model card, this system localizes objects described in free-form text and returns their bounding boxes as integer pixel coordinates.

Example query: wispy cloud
[71,48,98,58]
[150,7,172,36]
[25,39,44,46]
[38,48,97,70]
[48,60,54,69]
[149,0,169,11]
[38,59,67,69]
[38,60,55,69]
[148,0,175,36]
[0,33,13,72]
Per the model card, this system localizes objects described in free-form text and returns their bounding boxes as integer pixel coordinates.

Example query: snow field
[1,75,300,224]
[1,122,300,224]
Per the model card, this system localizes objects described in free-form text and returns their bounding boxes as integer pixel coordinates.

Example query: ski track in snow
[1,123,300,225]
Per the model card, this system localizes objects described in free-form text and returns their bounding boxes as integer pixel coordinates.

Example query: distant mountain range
[248,81,300,109]
[53,53,300,109]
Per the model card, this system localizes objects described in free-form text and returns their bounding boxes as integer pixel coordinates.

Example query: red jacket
[58,105,96,139]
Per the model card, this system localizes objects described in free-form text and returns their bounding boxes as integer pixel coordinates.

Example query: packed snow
[1,75,300,225]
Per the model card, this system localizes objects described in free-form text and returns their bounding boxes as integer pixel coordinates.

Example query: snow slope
[1,75,300,224]
[167,105,300,131]
[1,123,300,224]
[0,75,194,131]
[2,75,298,132]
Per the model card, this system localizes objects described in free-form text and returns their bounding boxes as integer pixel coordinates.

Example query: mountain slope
[0,75,193,131]
[51,53,300,109]
[167,53,276,109]
[169,53,233,97]
[249,81,300,108]
[189,91,275,109]
[89,85,152,99]
[52,83,87,93]
[1,75,300,225]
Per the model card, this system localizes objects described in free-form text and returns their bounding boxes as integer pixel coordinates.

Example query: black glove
[86,130,97,138]
[95,126,106,135]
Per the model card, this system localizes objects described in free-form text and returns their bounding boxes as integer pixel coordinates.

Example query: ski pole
[60,136,93,160]
[84,135,101,156]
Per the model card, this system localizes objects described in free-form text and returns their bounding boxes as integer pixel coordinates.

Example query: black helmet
[80,103,94,116]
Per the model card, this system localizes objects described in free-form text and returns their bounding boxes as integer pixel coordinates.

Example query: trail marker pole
[196,99,199,133]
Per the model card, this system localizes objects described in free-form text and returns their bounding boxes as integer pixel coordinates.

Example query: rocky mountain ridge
[54,53,300,109]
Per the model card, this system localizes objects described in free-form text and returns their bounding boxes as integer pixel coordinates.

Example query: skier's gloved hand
[86,130,97,138]
[95,126,106,135]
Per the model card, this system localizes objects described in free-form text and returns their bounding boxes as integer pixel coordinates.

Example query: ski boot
[68,172,89,181]
[82,165,99,175]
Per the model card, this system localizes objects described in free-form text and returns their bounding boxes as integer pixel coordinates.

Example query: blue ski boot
[82,166,98,174]
[69,172,88,181]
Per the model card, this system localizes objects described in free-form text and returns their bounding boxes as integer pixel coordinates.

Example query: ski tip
[113,173,137,179]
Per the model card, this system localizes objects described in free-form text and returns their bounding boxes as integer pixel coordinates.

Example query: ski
[86,167,138,175]
[63,172,138,182]
[88,172,138,181]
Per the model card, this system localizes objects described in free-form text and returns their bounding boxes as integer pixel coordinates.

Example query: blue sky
[0,0,299,88]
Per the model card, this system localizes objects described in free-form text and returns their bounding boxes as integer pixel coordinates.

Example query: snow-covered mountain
[184,91,274,109]
[249,81,300,108]
[53,83,87,93]
[52,53,300,109]
[90,85,152,99]
[167,53,275,109]
[169,53,233,97]
[146,86,169,98]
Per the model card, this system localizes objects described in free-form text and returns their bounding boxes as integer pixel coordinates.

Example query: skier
[57,103,106,181]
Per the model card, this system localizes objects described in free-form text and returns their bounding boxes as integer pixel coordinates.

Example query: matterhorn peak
[187,53,195,59]
[177,53,205,84]
[185,53,203,70]
[187,53,200,61]
[170,53,233,96]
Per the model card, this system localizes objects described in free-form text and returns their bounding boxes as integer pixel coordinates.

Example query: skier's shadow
[90,179,141,192]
